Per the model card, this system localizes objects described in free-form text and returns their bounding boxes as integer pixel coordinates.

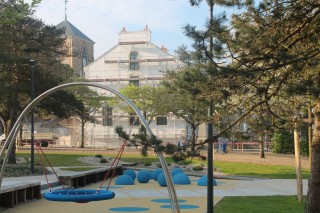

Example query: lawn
[215,196,305,213]
[15,151,309,179]
[17,152,93,167]
[214,161,310,179]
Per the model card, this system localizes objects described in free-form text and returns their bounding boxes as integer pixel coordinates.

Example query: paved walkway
[1,169,308,213]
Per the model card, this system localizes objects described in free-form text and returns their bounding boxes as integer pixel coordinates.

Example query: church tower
[56,1,94,77]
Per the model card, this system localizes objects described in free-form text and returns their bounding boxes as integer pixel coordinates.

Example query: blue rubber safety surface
[44,189,115,202]
[160,204,200,209]
[108,207,150,212]
[151,198,187,203]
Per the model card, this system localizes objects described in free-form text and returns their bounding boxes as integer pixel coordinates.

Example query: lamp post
[206,0,214,213]
[30,59,35,174]
[24,48,40,174]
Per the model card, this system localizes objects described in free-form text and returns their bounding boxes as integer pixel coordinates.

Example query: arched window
[130,52,139,70]
[81,46,87,68]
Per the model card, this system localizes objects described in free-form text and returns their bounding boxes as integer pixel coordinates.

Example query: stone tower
[56,19,94,77]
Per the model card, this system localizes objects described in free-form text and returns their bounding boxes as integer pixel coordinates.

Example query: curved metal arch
[0,82,180,213]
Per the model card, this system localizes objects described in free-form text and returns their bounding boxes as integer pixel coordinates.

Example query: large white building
[83,26,189,148]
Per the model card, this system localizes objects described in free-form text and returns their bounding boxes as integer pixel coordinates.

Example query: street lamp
[206,0,214,213]
[24,48,40,174]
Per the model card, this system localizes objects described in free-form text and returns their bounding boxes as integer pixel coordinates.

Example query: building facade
[84,26,188,148]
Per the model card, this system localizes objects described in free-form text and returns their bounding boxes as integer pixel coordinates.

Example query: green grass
[215,161,310,179]
[108,153,175,164]
[215,196,305,213]
[16,152,309,179]
[17,153,93,167]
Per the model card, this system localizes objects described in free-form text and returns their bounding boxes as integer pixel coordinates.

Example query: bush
[144,162,152,166]
[300,137,309,156]
[41,141,48,147]
[271,129,309,156]
[95,154,103,158]
[100,158,108,163]
[172,152,187,162]
[192,165,204,171]
[271,131,294,154]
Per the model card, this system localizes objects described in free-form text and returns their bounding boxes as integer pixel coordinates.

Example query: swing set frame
[0,82,180,213]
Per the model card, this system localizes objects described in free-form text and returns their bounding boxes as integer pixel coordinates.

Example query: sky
[27,0,233,58]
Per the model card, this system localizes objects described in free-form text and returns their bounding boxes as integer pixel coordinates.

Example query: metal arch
[0,82,180,213]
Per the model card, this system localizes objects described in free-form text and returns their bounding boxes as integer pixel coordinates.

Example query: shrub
[271,129,309,156]
[300,136,309,156]
[95,154,103,158]
[41,141,48,147]
[172,152,187,162]
[100,158,108,163]
[271,131,294,154]
[144,162,152,166]
[192,165,204,171]
[156,163,162,168]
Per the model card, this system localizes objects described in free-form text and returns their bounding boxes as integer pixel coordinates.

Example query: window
[81,46,87,68]
[103,107,113,126]
[130,115,139,126]
[156,117,167,125]
[130,52,139,70]
[129,76,139,86]
[130,52,138,60]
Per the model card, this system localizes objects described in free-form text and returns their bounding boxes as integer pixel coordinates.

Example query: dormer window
[130,52,139,70]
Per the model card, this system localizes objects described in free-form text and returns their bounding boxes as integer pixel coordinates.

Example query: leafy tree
[111,85,168,124]
[161,65,210,152]
[187,0,320,210]
[174,45,205,65]
[67,85,108,148]
[186,0,320,209]
[0,0,81,164]
[225,1,320,209]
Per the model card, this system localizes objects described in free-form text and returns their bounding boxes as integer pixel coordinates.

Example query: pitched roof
[56,20,94,43]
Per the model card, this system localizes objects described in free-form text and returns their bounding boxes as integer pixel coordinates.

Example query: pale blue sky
[29,0,234,58]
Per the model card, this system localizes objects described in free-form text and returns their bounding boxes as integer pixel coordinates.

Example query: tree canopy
[185,0,320,211]
[0,0,84,163]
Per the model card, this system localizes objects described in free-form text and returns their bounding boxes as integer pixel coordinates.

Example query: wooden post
[293,117,303,202]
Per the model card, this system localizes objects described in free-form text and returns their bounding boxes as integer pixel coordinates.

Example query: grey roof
[56,20,94,43]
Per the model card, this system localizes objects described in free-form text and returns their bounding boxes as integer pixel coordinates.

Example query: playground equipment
[123,169,137,180]
[115,175,135,185]
[0,82,180,213]
[137,170,151,183]
[197,175,217,186]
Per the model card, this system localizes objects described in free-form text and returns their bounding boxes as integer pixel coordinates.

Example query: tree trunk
[80,120,85,148]
[191,124,196,152]
[293,120,303,202]
[306,101,320,212]
[259,134,265,158]
[6,119,16,164]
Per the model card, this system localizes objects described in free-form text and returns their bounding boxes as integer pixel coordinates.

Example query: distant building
[26,19,96,147]
[56,19,94,77]
[84,26,188,148]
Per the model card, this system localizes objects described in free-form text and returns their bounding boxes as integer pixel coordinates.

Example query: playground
[0,82,310,212]
[2,166,308,213]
